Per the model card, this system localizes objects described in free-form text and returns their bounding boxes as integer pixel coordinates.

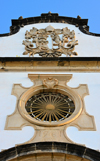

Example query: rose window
[25,92,75,122]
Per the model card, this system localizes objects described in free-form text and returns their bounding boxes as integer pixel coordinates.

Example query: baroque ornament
[5,74,96,144]
[22,25,78,57]
[43,77,58,89]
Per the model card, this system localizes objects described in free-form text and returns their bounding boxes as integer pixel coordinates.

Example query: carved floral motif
[22,25,78,57]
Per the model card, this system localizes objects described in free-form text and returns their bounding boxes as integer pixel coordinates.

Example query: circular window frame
[18,85,82,127]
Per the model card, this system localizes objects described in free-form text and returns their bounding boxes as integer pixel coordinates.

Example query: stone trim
[0,13,87,37]
[5,74,96,144]
[0,12,100,37]
[79,26,100,37]
[1,57,100,61]
[0,142,100,161]
[0,57,100,72]
[18,86,82,127]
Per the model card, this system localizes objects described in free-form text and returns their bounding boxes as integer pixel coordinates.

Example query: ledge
[0,57,100,61]
[0,57,100,72]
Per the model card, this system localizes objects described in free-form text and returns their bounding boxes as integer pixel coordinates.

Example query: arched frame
[19,85,82,127]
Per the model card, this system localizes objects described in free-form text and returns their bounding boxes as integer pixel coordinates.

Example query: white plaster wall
[0,72,100,151]
[0,23,100,57]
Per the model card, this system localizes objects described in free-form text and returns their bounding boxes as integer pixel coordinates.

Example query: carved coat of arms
[22,25,78,57]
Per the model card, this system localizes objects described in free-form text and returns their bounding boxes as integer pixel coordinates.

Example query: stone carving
[22,25,78,57]
[5,74,96,145]
[43,77,58,89]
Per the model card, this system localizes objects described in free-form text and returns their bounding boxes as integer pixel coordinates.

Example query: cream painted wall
[0,23,100,57]
[0,72,100,151]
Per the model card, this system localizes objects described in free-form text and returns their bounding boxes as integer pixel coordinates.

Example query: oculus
[25,92,75,122]
[22,25,78,57]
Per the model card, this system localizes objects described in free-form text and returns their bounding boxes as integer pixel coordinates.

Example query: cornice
[0,57,100,62]
[0,57,100,72]
[0,12,99,37]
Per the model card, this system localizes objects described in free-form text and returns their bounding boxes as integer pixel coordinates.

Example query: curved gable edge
[0,13,100,37]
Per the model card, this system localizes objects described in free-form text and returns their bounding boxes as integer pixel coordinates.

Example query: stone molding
[0,57,100,72]
[0,12,100,37]
[5,74,96,144]
[0,142,100,161]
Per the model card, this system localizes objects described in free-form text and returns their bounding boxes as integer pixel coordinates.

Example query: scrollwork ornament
[22,25,78,57]
[43,77,58,89]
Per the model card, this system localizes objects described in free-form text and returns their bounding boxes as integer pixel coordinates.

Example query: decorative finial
[77,15,81,19]
[48,11,52,16]
[18,16,23,20]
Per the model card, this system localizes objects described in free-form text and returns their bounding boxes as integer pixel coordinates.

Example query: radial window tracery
[25,92,75,122]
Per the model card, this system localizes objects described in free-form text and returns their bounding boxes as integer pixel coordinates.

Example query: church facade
[0,12,100,160]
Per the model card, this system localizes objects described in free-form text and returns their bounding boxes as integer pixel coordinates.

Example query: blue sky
[0,0,100,34]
